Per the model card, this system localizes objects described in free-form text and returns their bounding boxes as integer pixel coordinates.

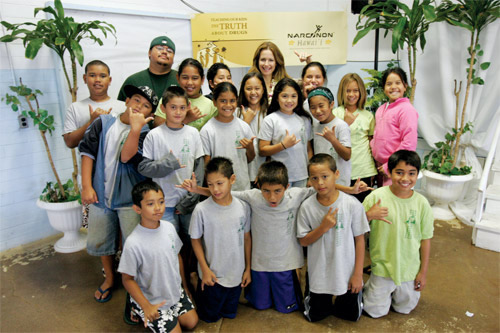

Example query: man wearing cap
[118,36,178,102]
[79,84,158,304]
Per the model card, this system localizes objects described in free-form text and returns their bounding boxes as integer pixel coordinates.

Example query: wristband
[281,141,287,150]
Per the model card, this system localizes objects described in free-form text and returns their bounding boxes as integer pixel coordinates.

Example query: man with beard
[118,36,179,102]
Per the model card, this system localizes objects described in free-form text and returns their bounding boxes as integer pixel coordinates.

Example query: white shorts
[363,274,420,318]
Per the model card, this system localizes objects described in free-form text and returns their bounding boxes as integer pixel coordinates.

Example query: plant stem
[23,93,66,199]
[70,58,80,195]
[452,30,476,168]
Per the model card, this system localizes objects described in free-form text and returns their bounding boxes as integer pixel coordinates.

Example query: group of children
[64,39,432,332]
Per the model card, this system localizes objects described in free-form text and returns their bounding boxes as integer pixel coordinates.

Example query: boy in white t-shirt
[308,87,352,187]
[189,157,252,323]
[138,86,204,238]
[297,154,369,322]
[119,180,198,332]
[63,60,123,148]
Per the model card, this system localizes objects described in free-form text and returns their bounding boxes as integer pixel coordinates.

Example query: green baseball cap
[149,36,176,53]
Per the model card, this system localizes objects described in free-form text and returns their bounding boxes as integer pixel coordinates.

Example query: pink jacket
[370,97,418,173]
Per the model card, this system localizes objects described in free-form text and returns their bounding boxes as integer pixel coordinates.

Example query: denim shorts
[86,205,140,256]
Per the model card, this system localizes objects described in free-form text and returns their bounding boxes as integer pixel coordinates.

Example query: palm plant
[423,0,499,175]
[353,0,437,104]
[1,0,116,197]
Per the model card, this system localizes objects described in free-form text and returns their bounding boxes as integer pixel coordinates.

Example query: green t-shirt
[363,186,434,285]
[117,69,178,102]
[333,106,377,179]
[155,95,218,131]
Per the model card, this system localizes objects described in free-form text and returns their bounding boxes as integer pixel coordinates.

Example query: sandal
[94,286,112,303]
[123,293,141,325]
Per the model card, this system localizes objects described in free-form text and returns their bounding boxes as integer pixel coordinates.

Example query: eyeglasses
[154,45,174,54]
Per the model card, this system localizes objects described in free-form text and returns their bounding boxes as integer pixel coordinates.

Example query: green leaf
[0,35,16,43]
[54,0,65,19]
[472,77,482,84]
[476,44,481,51]
[353,26,374,46]
[478,50,484,57]
[422,5,436,21]
[480,62,490,70]
[11,104,19,111]
[392,17,407,53]
[55,37,66,46]
[25,39,44,59]
[70,40,84,66]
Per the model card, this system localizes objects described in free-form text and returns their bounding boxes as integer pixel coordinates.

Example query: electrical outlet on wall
[18,114,29,129]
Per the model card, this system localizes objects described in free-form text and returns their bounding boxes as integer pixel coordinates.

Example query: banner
[191,11,347,68]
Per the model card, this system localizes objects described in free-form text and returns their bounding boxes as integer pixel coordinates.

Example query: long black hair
[267,78,311,122]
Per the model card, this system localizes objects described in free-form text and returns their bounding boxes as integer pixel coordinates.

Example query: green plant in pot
[3,81,86,252]
[0,0,116,196]
[353,0,437,104]
[421,0,499,220]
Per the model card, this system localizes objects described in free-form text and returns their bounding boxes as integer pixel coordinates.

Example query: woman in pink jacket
[371,67,418,186]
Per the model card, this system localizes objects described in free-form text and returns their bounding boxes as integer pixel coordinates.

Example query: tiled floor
[1,219,498,332]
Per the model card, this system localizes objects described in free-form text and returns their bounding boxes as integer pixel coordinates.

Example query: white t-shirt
[313,117,352,186]
[118,221,183,310]
[103,117,130,206]
[259,111,312,182]
[189,196,251,288]
[297,192,370,295]
[63,97,124,134]
[142,125,204,207]
[233,187,315,272]
[236,108,266,182]
[200,117,253,190]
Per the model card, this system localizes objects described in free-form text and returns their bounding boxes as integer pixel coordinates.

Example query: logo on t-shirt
[286,209,294,235]
[238,216,246,246]
[180,138,191,165]
[235,130,242,148]
[335,212,344,247]
[405,210,417,239]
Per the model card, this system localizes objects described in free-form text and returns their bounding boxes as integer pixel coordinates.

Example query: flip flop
[94,286,112,303]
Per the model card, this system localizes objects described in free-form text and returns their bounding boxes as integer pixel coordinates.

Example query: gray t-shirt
[189,196,251,288]
[297,192,370,295]
[233,187,315,272]
[118,221,183,309]
[259,111,312,182]
[200,117,253,190]
[142,125,204,207]
[63,97,124,135]
[313,117,352,186]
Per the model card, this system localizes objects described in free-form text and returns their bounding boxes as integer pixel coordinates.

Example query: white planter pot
[422,170,473,221]
[37,199,87,253]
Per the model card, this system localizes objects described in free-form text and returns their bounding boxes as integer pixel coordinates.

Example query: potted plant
[3,82,85,253]
[421,0,499,220]
[1,0,116,252]
[0,0,116,195]
[353,0,437,104]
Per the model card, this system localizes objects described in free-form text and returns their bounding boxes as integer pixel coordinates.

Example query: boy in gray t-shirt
[189,157,251,323]
[297,154,369,323]
[118,180,198,332]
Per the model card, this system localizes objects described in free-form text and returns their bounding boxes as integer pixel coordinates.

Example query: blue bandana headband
[307,87,334,103]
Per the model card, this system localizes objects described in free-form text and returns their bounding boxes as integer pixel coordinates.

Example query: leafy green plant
[2,80,77,202]
[422,123,473,175]
[40,179,81,203]
[423,0,499,174]
[362,60,402,113]
[0,0,116,195]
[353,0,437,104]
